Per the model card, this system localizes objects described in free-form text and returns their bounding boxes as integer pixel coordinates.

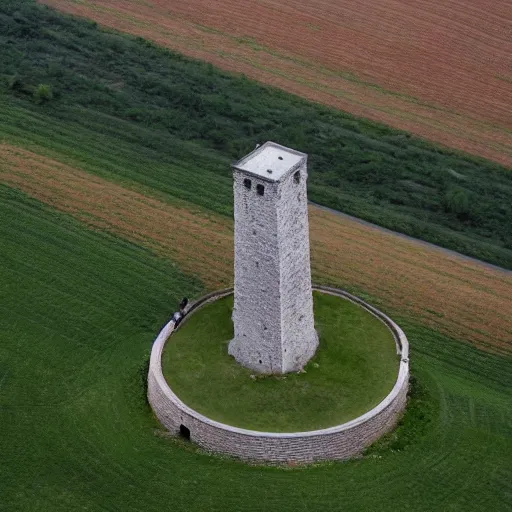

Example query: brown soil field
[2,143,511,354]
[40,0,512,166]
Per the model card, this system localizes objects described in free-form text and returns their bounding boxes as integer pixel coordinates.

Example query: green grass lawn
[162,293,398,431]
[1,186,511,511]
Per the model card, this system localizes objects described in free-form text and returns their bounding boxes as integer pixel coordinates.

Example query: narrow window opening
[293,171,301,184]
[256,184,265,196]
[179,424,190,440]
[259,359,262,364]
[244,178,252,189]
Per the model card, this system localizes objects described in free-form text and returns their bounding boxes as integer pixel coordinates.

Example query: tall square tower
[229,141,318,374]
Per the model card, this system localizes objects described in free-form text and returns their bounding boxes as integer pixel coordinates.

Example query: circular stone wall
[148,286,409,463]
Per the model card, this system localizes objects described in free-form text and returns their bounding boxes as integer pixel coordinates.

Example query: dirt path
[311,202,511,276]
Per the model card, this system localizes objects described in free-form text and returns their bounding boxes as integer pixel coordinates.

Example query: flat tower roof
[233,141,306,182]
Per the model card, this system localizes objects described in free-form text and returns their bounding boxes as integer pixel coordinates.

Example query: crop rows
[40,0,512,166]
[2,2,511,269]
[2,142,510,354]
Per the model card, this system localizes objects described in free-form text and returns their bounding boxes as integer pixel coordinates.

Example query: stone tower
[228,141,318,374]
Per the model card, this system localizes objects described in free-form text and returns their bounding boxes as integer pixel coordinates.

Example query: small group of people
[171,297,189,328]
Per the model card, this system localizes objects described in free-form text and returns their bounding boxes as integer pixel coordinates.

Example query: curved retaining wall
[148,287,409,463]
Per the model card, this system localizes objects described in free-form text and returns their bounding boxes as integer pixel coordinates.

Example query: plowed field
[2,143,511,353]
[40,0,512,166]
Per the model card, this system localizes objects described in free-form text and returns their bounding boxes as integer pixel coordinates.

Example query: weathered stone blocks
[229,142,318,374]
[147,287,409,464]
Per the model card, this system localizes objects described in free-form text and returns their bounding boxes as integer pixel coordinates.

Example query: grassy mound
[162,293,399,432]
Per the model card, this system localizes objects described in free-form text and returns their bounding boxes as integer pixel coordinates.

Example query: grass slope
[162,293,398,431]
[1,0,512,268]
[1,186,511,511]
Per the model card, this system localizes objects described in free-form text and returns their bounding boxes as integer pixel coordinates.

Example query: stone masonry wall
[230,171,283,373]
[229,158,317,374]
[148,287,409,464]
[277,163,317,372]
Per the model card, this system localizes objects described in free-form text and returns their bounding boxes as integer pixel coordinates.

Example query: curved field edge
[39,0,512,167]
[162,293,399,432]
[2,143,511,354]
[1,0,512,271]
[1,186,511,511]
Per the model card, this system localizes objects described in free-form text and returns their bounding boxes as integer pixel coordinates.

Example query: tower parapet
[229,141,318,374]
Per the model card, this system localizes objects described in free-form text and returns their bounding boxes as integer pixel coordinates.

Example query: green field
[1,0,512,268]
[1,187,511,511]
[1,1,511,510]
[162,293,398,432]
